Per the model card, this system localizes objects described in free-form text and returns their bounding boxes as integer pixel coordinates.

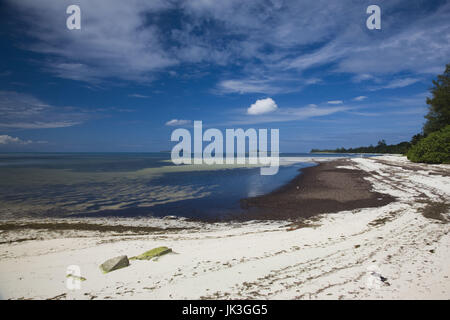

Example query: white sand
[0,156,449,300]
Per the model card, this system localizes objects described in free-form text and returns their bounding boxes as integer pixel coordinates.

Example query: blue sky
[0,0,449,152]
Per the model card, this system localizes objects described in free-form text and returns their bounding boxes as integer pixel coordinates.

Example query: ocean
[0,152,360,221]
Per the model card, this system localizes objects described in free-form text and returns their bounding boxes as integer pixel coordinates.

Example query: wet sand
[240,159,396,220]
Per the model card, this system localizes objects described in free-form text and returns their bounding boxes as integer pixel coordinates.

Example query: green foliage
[407,63,450,163]
[411,133,425,146]
[407,125,450,164]
[423,64,450,136]
[311,140,411,154]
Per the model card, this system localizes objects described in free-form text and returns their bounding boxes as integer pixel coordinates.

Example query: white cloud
[287,43,347,71]
[0,121,80,129]
[219,79,287,95]
[388,78,421,89]
[165,119,191,126]
[353,96,368,101]
[247,98,278,115]
[6,0,450,87]
[217,76,320,95]
[352,74,376,83]
[0,91,94,129]
[369,78,421,91]
[305,78,322,85]
[327,100,343,105]
[6,0,176,83]
[278,3,450,78]
[0,135,32,145]
[128,94,150,99]
[228,103,349,125]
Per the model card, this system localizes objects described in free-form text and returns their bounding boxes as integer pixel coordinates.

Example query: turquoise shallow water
[0,153,360,220]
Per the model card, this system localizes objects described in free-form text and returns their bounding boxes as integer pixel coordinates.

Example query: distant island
[311,140,411,155]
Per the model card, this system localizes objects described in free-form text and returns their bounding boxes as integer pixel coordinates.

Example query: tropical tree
[423,64,450,136]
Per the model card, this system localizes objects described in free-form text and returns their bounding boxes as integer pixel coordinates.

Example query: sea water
[0,152,359,220]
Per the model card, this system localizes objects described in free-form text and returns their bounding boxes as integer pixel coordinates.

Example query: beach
[0,155,449,300]
[240,158,395,220]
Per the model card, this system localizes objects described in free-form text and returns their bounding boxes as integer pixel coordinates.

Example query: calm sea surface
[0,153,362,220]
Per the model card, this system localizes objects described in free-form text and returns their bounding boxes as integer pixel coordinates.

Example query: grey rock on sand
[100,255,130,273]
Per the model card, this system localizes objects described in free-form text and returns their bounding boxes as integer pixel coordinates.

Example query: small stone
[100,255,130,273]
[130,247,172,261]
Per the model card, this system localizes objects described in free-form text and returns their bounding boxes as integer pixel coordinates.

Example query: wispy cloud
[327,100,343,105]
[347,111,380,117]
[227,103,350,125]
[0,91,93,129]
[344,92,428,117]
[6,0,176,83]
[369,78,421,91]
[353,96,368,101]
[128,94,150,99]
[218,79,286,95]
[165,119,191,126]
[7,0,447,88]
[4,0,449,113]
[352,74,377,83]
[0,121,81,129]
[383,92,429,108]
[216,76,319,95]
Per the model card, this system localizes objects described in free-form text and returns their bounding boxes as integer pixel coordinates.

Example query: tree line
[311,140,411,155]
[311,64,450,163]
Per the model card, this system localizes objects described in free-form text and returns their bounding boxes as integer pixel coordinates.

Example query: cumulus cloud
[353,96,368,101]
[0,135,32,145]
[247,98,278,115]
[327,100,343,105]
[165,119,191,126]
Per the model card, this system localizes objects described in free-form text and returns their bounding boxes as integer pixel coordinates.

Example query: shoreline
[0,157,392,224]
[0,156,449,299]
[239,159,395,220]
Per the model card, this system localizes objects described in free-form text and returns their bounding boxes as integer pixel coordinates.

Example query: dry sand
[0,156,449,300]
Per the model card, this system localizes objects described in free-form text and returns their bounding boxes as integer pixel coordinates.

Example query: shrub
[407,125,450,164]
